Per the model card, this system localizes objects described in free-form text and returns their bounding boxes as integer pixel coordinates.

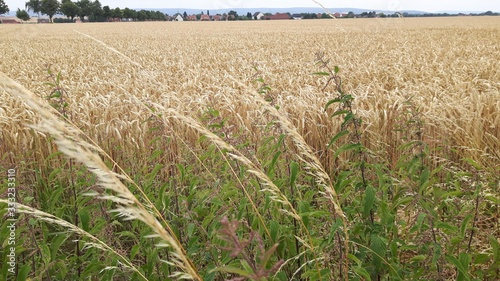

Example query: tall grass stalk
[0,199,149,280]
[0,72,201,280]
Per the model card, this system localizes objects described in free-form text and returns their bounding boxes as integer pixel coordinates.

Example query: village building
[264,13,290,20]
[253,12,264,20]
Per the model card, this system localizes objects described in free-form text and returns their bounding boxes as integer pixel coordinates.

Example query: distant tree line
[19,0,167,23]
[418,11,499,17]
[0,0,9,15]
[178,10,500,21]
[3,0,498,23]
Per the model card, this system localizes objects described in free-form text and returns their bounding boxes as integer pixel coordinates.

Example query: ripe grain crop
[1,18,498,172]
[1,17,499,280]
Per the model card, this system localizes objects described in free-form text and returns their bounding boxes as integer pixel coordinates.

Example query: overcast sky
[4,0,499,13]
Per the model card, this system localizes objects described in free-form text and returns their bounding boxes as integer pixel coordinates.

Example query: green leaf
[485,195,500,204]
[267,151,282,175]
[118,231,137,239]
[341,94,353,102]
[363,186,376,218]
[289,161,299,187]
[48,168,62,183]
[371,234,386,269]
[148,150,163,161]
[260,243,279,267]
[270,221,279,243]
[334,65,340,74]
[130,244,140,260]
[394,196,414,208]
[324,98,341,110]
[16,264,30,281]
[299,201,311,228]
[459,252,471,279]
[50,234,67,258]
[332,109,350,118]
[353,266,371,280]
[40,243,51,265]
[348,254,362,266]
[312,71,330,76]
[474,253,490,265]
[446,254,471,281]
[342,112,355,125]
[79,209,90,232]
[334,143,363,158]
[419,167,430,190]
[327,130,349,149]
[436,222,458,234]
[460,214,473,239]
[187,223,196,237]
[410,255,427,262]
[50,91,61,99]
[410,213,426,233]
[432,243,442,264]
[462,157,482,170]
[490,236,499,262]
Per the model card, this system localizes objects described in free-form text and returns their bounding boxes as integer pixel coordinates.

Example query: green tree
[16,8,30,21]
[76,0,91,21]
[111,7,122,19]
[89,0,103,21]
[25,0,41,17]
[0,0,9,15]
[183,11,187,19]
[60,0,80,21]
[155,11,166,21]
[123,8,137,19]
[41,0,59,22]
[137,9,147,21]
[228,10,238,20]
[102,5,110,19]
[246,12,252,19]
[128,9,137,20]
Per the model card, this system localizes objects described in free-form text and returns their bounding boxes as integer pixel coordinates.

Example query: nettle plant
[313,52,500,281]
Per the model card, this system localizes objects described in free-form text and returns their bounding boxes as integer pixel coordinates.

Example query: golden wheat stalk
[228,76,350,277]
[72,31,314,247]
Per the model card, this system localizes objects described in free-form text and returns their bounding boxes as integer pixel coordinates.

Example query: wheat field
[1,17,499,280]
[1,18,499,171]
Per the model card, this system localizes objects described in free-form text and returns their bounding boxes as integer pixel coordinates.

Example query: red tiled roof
[264,13,290,20]
[1,19,20,24]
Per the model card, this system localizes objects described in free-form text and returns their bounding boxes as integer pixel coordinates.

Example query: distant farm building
[174,14,183,21]
[292,14,303,20]
[211,15,222,21]
[200,14,210,21]
[187,15,197,21]
[0,19,20,24]
[264,13,291,20]
[253,12,264,20]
